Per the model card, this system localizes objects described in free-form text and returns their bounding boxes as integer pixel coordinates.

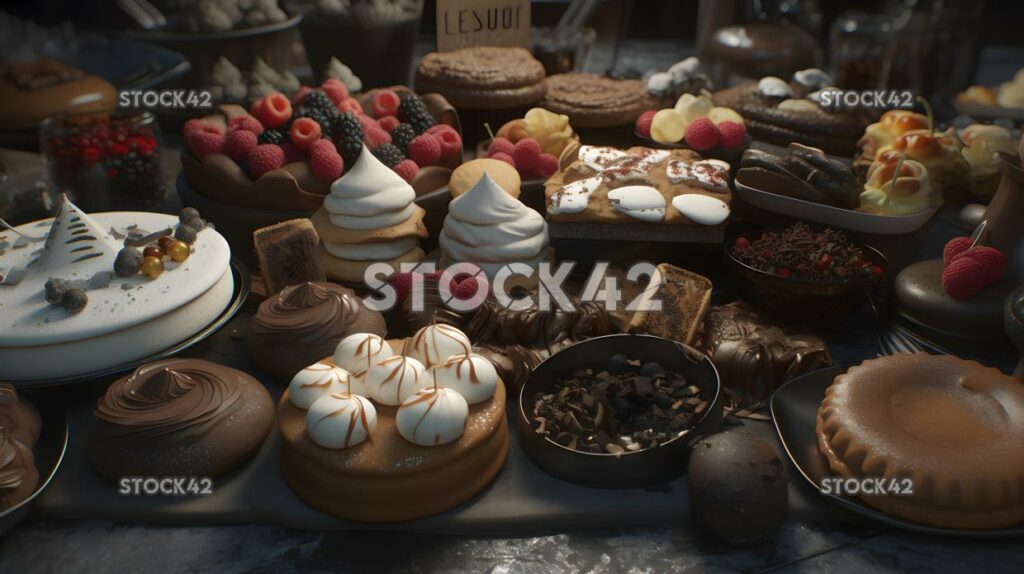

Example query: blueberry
[179,207,201,223]
[640,362,664,377]
[114,247,143,277]
[608,353,629,374]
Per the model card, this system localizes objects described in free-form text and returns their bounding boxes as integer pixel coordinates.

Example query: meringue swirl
[324,146,416,230]
[439,172,549,277]
[95,359,244,446]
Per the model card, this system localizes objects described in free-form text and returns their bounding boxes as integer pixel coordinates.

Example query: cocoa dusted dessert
[538,73,660,129]
[530,355,708,454]
[249,282,385,379]
[816,354,1024,530]
[699,301,831,414]
[87,359,275,481]
[0,384,41,511]
[252,218,325,297]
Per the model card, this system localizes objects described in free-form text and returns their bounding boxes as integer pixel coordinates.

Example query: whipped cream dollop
[439,172,549,278]
[324,146,415,230]
[607,185,666,222]
[793,68,832,90]
[396,387,468,447]
[961,124,1015,176]
[429,353,498,405]
[289,362,352,409]
[364,355,428,406]
[306,392,377,449]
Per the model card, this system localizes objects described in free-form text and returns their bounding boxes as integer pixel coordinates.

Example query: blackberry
[294,105,338,135]
[302,90,334,112]
[332,112,365,166]
[258,129,287,145]
[371,143,405,168]
[391,123,417,155]
[397,95,435,134]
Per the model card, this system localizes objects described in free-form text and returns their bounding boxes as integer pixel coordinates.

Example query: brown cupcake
[249,282,386,379]
[415,46,547,143]
[87,359,274,481]
[539,73,658,128]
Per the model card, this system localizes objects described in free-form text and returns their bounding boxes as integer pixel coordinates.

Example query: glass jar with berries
[40,109,166,212]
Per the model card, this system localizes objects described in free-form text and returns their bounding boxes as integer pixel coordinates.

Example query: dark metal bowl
[0,392,69,537]
[725,229,888,324]
[517,334,723,489]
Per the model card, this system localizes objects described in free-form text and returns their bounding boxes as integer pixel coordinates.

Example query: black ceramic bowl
[725,230,887,324]
[517,334,723,488]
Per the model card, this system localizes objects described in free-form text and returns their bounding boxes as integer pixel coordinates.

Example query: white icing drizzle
[607,186,667,222]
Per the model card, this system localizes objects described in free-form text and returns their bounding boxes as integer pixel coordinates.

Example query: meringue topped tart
[0,198,232,381]
[278,327,508,522]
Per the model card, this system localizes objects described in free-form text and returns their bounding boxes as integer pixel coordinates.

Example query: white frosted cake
[0,197,233,381]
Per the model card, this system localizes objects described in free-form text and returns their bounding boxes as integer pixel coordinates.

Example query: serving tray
[770,366,1024,538]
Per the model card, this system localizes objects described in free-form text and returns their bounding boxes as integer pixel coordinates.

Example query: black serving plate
[9,259,250,390]
[0,392,69,537]
[517,333,723,489]
[770,366,1024,538]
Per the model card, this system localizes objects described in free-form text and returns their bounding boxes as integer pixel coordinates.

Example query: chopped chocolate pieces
[531,358,707,454]
[253,219,325,297]
[731,222,883,282]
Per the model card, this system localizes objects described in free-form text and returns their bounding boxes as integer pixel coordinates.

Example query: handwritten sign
[436,0,531,52]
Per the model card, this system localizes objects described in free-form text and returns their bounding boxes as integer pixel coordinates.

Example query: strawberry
[943,237,974,266]
[941,257,988,300]
[683,117,721,151]
[953,246,1006,285]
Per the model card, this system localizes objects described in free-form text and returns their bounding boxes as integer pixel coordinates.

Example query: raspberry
[289,117,322,150]
[185,127,224,159]
[247,144,285,178]
[953,246,1006,285]
[363,126,392,149]
[309,143,344,182]
[487,137,515,158]
[537,153,560,178]
[717,120,746,148]
[378,116,400,133]
[943,237,974,266]
[389,272,414,303]
[309,139,337,156]
[684,117,721,150]
[408,133,442,167]
[223,129,257,162]
[183,118,221,137]
[251,92,292,129]
[635,110,656,138]
[734,237,750,251]
[512,138,542,176]
[227,115,265,135]
[109,142,130,157]
[453,276,482,300]
[392,159,419,183]
[338,98,363,115]
[431,125,462,160]
[371,89,401,118]
[321,79,349,105]
[293,86,313,106]
[490,152,515,166]
[941,256,988,300]
[280,142,305,164]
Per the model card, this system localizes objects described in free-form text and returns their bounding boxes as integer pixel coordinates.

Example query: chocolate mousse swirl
[0,429,26,493]
[252,282,385,348]
[95,359,243,446]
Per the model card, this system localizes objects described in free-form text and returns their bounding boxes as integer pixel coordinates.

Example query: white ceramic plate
[735,169,938,235]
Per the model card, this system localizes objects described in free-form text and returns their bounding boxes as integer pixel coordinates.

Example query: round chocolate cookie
[87,359,274,481]
[415,46,547,109]
[539,73,659,128]
[249,282,386,379]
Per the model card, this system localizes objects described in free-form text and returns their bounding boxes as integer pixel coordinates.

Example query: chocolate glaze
[0,385,40,511]
[467,296,612,349]
[699,301,830,413]
[250,282,385,379]
[88,359,274,481]
[400,281,471,335]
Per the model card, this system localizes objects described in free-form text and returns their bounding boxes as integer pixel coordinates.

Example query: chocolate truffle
[87,359,274,481]
[699,301,830,413]
[249,282,386,379]
[0,385,41,511]
[687,432,788,543]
